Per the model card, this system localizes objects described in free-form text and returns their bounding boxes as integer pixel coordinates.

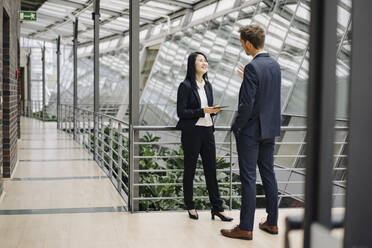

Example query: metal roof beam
[28,0,94,38]
[154,0,192,9]
[61,0,154,40]
[77,0,220,46]
[21,0,47,11]
[100,8,154,23]
[47,0,85,9]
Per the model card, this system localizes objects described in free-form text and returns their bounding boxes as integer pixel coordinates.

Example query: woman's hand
[237,65,244,79]
[204,107,220,114]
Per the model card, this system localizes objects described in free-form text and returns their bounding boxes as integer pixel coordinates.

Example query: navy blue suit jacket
[176,79,214,131]
[232,53,281,139]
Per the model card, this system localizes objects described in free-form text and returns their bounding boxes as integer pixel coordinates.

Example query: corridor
[0,117,302,248]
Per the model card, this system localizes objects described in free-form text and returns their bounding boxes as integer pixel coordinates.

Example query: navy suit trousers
[235,134,278,231]
[181,126,224,211]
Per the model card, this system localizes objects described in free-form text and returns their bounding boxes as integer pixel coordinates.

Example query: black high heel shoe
[211,210,233,222]
[188,210,198,220]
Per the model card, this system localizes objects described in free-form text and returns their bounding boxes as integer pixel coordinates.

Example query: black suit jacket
[232,53,281,139]
[176,79,214,131]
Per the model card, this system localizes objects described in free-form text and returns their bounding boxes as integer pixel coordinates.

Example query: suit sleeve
[177,83,205,119]
[232,63,258,132]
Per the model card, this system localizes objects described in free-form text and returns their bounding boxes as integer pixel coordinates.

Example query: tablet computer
[212,105,229,109]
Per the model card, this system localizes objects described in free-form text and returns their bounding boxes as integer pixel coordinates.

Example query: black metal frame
[344,1,372,246]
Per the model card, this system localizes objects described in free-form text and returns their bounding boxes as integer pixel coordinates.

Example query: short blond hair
[238,24,265,49]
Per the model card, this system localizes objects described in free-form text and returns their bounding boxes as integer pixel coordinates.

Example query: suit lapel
[204,83,212,106]
[192,87,201,107]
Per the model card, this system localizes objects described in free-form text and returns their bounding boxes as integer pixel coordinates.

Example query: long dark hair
[185,52,210,89]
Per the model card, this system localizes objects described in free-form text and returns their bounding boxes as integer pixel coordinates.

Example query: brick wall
[0,0,21,184]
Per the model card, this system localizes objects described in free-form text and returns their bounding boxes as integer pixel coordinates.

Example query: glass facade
[21,0,352,207]
[139,0,351,206]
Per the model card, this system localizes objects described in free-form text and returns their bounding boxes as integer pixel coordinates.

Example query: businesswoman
[176,52,233,222]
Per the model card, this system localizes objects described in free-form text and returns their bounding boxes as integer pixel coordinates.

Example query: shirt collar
[253,50,267,59]
[196,79,205,88]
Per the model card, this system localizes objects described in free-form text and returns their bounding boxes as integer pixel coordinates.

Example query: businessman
[221,24,281,240]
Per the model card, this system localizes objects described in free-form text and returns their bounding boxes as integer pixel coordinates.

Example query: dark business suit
[232,53,281,231]
[176,79,224,211]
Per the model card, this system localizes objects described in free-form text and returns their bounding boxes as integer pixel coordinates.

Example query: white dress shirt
[195,79,213,127]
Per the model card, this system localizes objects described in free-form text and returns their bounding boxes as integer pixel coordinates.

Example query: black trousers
[235,134,278,231]
[181,126,224,211]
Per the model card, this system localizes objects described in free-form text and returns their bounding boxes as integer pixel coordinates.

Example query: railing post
[76,109,80,143]
[100,116,105,168]
[83,111,86,149]
[88,112,92,152]
[129,125,135,212]
[62,105,65,130]
[118,122,123,194]
[66,106,69,133]
[229,131,233,210]
[64,105,67,131]
[39,101,41,119]
[109,118,113,180]
[69,106,72,135]
[94,113,99,163]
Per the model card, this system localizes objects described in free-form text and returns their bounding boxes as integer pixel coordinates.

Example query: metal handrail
[23,102,349,212]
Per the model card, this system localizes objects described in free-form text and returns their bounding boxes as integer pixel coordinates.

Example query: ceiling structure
[21,0,47,11]
[20,0,221,45]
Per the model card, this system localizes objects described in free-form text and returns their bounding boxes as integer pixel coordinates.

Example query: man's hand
[204,107,220,114]
[237,65,244,79]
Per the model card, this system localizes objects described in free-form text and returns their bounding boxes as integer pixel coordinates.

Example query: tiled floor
[0,117,323,247]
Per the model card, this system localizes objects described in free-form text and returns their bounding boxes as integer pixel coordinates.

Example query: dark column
[26,53,31,111]
[344,0,372,247]
[56,36,61,129]
[93,0,100,160]
[73,18,78,139]
[41,45,45,121]
[304,0,338,247]
[129,0,140,212]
